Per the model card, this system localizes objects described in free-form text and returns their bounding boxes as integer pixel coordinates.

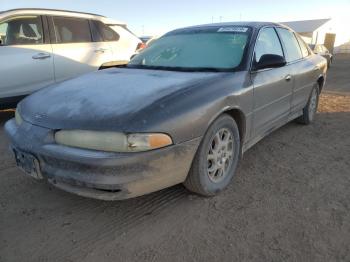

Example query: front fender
[125,71,253,144]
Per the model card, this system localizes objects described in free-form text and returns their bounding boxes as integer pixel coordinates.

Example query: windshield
[128,27,251,72]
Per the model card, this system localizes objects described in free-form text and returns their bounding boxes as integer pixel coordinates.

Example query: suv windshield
[128,26,251,72]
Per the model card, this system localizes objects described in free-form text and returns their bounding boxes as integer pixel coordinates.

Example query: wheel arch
[98,61,129,70]
[200,106,247,151]
[317,75,325,92]
[223,108,246,145]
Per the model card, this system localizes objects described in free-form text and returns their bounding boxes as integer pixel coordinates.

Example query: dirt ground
[0,55,349,262]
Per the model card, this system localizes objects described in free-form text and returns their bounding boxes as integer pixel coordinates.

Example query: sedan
[5,22,327,200]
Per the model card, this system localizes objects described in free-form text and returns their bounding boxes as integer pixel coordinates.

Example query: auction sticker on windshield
[217,27,249,33]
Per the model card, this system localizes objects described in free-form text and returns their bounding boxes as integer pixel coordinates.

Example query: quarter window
[91,20,119,42]
[276,28,303,62]
[53,17,92,43]
[254,27,284,63]
[0,16,43,45]
[295,34,310,57]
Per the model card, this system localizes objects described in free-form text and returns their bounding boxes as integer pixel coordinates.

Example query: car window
[276,28,303,62]
[254,27,284,63]
[0,23,7,44]
[0,16,43,45]
[295,34,310,57]
[91,20,119,42]
[53,17,91,43]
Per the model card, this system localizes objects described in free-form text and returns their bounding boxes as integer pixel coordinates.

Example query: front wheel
[184,114,241,196]
[297,85,319,125]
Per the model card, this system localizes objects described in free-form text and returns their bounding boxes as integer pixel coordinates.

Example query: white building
[282,18,350,54]
[282,19,330,44]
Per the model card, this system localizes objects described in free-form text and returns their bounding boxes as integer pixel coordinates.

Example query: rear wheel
[184,114,241,196]
[297,85,319,125]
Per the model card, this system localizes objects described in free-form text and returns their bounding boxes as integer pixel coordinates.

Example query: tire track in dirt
[34,186,187,261]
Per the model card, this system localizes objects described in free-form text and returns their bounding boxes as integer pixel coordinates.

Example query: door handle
[285,75,292,81]
[94,48,108,53]
[314,66,320,71]
[32,53,51,59]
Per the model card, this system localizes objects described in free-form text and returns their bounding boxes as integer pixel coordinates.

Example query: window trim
[275,27,305,65]
[250,26,286,73]
[294,32,311,58]
[89,20,102,42]
[0,14,46,46]
[42,15,50,44]
[50,15,93,44]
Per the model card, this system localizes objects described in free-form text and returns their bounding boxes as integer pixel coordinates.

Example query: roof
[0,8,104,17]
[167,21,288,35]
[281,19,331,33]
[186,21,281,29]
[165,21,296,37]
[0,8,126,25]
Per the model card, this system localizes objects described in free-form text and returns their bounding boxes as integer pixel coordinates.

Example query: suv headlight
[54,130,173,152]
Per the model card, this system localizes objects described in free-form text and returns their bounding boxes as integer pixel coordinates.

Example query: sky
[1,0,349,40]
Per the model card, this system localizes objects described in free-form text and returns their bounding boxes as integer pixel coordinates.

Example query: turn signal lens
[127,133,172,151]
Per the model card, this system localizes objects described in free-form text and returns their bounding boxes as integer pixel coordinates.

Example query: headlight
[54,130,173,152]
[15,108,23,125]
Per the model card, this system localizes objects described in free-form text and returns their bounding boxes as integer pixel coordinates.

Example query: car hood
[19,68,225,131]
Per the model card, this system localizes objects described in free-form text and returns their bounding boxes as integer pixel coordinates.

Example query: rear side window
[0,16,43,45]
[53,17,92,43]
[91,20,119,42]
[276,28,303,62]
[295,34,310,57]
[254,27,284,63]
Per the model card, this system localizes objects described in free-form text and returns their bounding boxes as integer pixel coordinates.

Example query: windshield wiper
[126,64,230,72]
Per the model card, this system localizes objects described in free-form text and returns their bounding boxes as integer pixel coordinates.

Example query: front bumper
[5,119,201,200]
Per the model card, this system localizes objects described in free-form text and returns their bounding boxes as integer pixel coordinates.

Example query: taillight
[136,42,147,50]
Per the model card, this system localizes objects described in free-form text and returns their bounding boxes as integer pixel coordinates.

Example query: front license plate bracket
[13,149,43,180]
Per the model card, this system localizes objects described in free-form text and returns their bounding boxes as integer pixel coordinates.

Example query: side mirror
[254,54,286,70]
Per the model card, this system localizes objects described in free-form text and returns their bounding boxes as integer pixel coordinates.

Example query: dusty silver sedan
[5,22,327,200]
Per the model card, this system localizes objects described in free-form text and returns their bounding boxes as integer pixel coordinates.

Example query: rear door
[251,27,294,139]
[90,20,123,67]
[48,16,114,83]
[0,15,54,98]
[276,28,315,116]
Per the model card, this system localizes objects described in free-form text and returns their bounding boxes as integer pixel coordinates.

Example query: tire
[297,85,319,125]
[329,57,333,68]
[184,114,241,196]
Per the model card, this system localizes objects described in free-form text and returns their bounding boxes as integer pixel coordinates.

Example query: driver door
[250,27,293,139]
[0,15,54,99]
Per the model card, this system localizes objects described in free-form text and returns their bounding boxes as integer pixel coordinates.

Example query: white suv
[0,8,142,108]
